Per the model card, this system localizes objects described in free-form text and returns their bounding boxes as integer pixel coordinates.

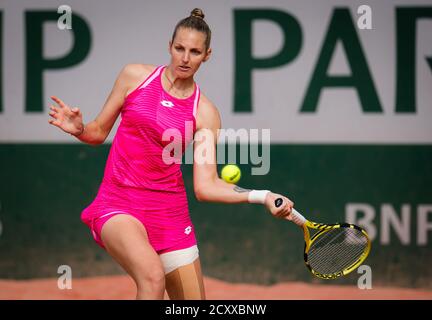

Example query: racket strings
[307,227,368,275]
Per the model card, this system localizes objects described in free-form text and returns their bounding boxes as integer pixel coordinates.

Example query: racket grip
[290,208,307,226]
[274,198,307,226]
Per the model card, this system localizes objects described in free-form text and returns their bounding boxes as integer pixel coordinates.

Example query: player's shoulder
[198,92,219,118]
[196,92,221,130]
[121,63,157,80]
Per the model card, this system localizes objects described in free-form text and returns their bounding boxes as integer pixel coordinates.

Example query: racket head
[303,221,371,279]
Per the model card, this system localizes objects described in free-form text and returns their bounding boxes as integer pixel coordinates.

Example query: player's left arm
[192,95,292,217]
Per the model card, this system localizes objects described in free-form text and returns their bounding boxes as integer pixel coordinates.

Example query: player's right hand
[264,192,294,219]
[48,96,84,136]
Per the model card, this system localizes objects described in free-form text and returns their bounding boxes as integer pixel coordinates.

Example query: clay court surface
[1,275,431,300]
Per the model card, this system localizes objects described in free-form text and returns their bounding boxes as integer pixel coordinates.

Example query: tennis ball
[221,164,241,184]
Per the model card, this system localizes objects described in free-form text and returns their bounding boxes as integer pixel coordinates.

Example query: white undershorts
[159,245,199,274]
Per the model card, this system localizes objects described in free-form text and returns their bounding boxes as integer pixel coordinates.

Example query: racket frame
[275,200,371,280]
[302,221,371,279]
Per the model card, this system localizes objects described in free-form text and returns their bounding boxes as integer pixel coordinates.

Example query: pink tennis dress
[81,65,200,254]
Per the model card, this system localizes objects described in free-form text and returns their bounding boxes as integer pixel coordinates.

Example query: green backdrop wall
[1,144,430,288]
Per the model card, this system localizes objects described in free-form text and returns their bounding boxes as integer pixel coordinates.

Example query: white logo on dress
[184,226,192,235]
[161,100,174,108]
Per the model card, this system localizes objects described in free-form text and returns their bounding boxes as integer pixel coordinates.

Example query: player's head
[169,8,212,78]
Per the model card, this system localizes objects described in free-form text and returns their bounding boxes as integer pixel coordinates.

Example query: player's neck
[165,65,194,92]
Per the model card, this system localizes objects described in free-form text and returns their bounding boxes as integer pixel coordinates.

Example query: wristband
[248,190,270,204]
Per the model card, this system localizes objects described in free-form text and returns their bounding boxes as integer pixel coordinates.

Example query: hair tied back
[190,8,205,20]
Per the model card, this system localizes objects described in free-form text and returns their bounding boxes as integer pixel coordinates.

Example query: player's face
[169,27,211,79]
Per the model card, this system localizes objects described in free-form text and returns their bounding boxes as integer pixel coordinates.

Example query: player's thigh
[165,258,205,300]
[100,214,164,282]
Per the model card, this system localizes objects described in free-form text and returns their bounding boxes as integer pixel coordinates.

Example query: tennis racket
[275,198,371,279]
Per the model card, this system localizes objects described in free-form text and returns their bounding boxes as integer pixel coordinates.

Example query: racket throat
[303,225,311,252]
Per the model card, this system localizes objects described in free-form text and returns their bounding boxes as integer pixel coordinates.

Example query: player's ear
[168,41,172,53]
[203,48,212,62]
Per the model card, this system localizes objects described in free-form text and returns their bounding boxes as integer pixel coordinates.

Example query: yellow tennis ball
[221,164,241,184]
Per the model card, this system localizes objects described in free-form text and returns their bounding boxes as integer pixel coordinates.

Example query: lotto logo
[161,100,174,108]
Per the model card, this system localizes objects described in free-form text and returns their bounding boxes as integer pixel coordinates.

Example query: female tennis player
[48,8,294,300]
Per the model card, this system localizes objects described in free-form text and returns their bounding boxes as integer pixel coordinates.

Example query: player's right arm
[48,64,154,145]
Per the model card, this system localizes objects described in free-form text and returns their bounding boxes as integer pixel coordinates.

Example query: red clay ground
[1,275,431,299]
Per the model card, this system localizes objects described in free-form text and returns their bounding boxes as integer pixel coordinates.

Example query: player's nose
[182,52,190,63]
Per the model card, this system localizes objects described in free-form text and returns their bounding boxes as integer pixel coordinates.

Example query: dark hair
[171,8,212,50]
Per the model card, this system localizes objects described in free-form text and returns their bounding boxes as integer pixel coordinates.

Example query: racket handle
[274,198,307,226]
[290,208,307,226]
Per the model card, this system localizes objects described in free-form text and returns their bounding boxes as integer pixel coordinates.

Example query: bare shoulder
[121,64,156,96]
[122,63,156,81]
[196,93,221,131]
